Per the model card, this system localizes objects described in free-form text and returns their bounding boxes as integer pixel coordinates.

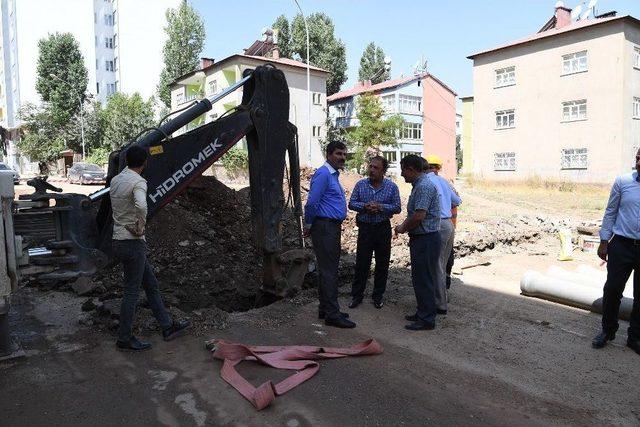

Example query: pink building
[423,75,458,178]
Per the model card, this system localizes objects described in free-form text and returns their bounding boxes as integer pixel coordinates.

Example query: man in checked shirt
[348,156,401,309]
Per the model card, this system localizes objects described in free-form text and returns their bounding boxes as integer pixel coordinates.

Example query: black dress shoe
[162,320,191,341]
[405,320,435,331]
[627,339,640,355]
[325,316,356,328]
[373,300,384,309]
[348,299,362,309]
[437,309,447,315]
[116,336,152,352]
[318,311,349,320]
[405,314,418,322]
[592,331,616,349]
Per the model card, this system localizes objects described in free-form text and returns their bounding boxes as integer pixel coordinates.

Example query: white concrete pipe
[520,271,633,320]
[574,264,634,298]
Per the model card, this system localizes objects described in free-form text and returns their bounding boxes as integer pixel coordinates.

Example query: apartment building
[0,0,179,171]
[468,6,640,183]
[327,73,457,177]
[169,53,329,168]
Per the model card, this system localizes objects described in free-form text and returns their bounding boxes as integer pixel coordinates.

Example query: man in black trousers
[593,149,640,355]
[348,156,401,309]
[303,141,355,328]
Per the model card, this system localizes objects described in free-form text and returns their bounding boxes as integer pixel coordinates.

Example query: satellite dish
[383,56,391,65]
[571,4,583,20]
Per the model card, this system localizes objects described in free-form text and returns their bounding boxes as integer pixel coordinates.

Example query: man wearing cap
[425,155,461,315]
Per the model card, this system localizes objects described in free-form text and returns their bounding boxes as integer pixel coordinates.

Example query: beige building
[467,7,640,183]
[169,50,329,168]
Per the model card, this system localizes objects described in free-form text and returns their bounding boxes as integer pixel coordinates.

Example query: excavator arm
[5,65,309,302]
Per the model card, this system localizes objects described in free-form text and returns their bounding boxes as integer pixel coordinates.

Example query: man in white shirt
[110,145,189,352]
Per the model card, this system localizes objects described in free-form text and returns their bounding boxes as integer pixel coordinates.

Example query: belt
[357,219,391,227]
[614,235,640,245]
[316,217,343,224]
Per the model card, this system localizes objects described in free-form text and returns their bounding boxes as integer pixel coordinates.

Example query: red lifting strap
[211,338,384,410]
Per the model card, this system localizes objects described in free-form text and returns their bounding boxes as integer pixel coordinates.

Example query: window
[114,57,118,71]
[399,95,421,113]
[400,151,421,158]
[401,122,422,140]
[105,60,114,72]
[312,93,322,105]
[114,34,117,48]
[312,125,322,137]
[176,91,185,104]
[561,148,588,169]
[495,66,515,87]
[106,83,116,95]
[105,37,113,49]
[495,109,515,129]
[494,152,516,171]
[382,151,397,163]
[562,100,587,121]
[96,82,100,94]
[635,47,640,69]
[336,104,347,118]
[634,97,640,119]
[562,51,588,74]
[207,80,217,95]
[381,94,395,112]
[95,36,98,47]
[104,14,113,26]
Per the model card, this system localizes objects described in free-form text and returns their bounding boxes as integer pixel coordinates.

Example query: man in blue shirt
[394,155,441,331]
[304,141,355,329]
[425,155,461,315]
[348,155,401,309]
[593,149,640,355]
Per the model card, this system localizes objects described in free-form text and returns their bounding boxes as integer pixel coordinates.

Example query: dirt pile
[70,176,304,335]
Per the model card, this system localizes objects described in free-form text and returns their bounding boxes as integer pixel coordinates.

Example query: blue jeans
[409,232,441,324]
[113,239,172,342]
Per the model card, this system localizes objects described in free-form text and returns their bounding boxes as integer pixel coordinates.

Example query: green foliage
[63,100,105,155]
[85,146,111,166]
[358,42,390,84]
[17,103,67,168]
[318,108,346,153]
[101,93,155,149]
[272,15,291,58]
[158,1,206,107]
[220,148,249,177]
[290,13,347,95]
[345,93,404,170]
[36,33,88,124]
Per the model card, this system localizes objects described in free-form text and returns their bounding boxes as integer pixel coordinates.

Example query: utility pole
[49,73,86,160]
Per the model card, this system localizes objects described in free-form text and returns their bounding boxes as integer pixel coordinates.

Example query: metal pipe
[28,248,53,257]
[206,74,252,105]
[89,187,110,201]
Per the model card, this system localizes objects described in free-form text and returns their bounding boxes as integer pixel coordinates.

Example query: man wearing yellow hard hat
[424,154,461,315]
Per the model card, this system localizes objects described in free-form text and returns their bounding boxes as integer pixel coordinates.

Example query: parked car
[67,162,107,185]
[0,162,20,184]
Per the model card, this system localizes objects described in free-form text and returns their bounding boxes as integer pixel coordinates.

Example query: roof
[468,15,639,59]
[170,54,328,87]
[327,73,457,103]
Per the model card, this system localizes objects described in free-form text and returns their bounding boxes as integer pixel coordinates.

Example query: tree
[158,1,206,107]
[64,100,105,155]
[456,134,462,172]
[35,33,88,124]
[290,13,347,95]
[272,15,291,58]
[17,103,68,171]
[358,42,390,84]
[101,93,155,149]
[345,93,404,170]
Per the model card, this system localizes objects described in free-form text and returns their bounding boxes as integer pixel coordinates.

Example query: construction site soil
[28,173,583,338]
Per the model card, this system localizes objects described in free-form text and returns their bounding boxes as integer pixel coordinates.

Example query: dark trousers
[113,239,172,342]
[311,219,342,319]
[409,232,441,324]
[602,235,640,341]
[351,220,392,303]
[446,248,454,289]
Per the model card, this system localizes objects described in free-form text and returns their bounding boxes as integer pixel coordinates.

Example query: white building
[169,53,329,168]
[0,0,180,171]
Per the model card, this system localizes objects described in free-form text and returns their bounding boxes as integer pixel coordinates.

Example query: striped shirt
[349,178,401,223]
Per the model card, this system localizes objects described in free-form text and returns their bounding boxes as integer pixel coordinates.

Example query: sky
[191,0,640,105]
